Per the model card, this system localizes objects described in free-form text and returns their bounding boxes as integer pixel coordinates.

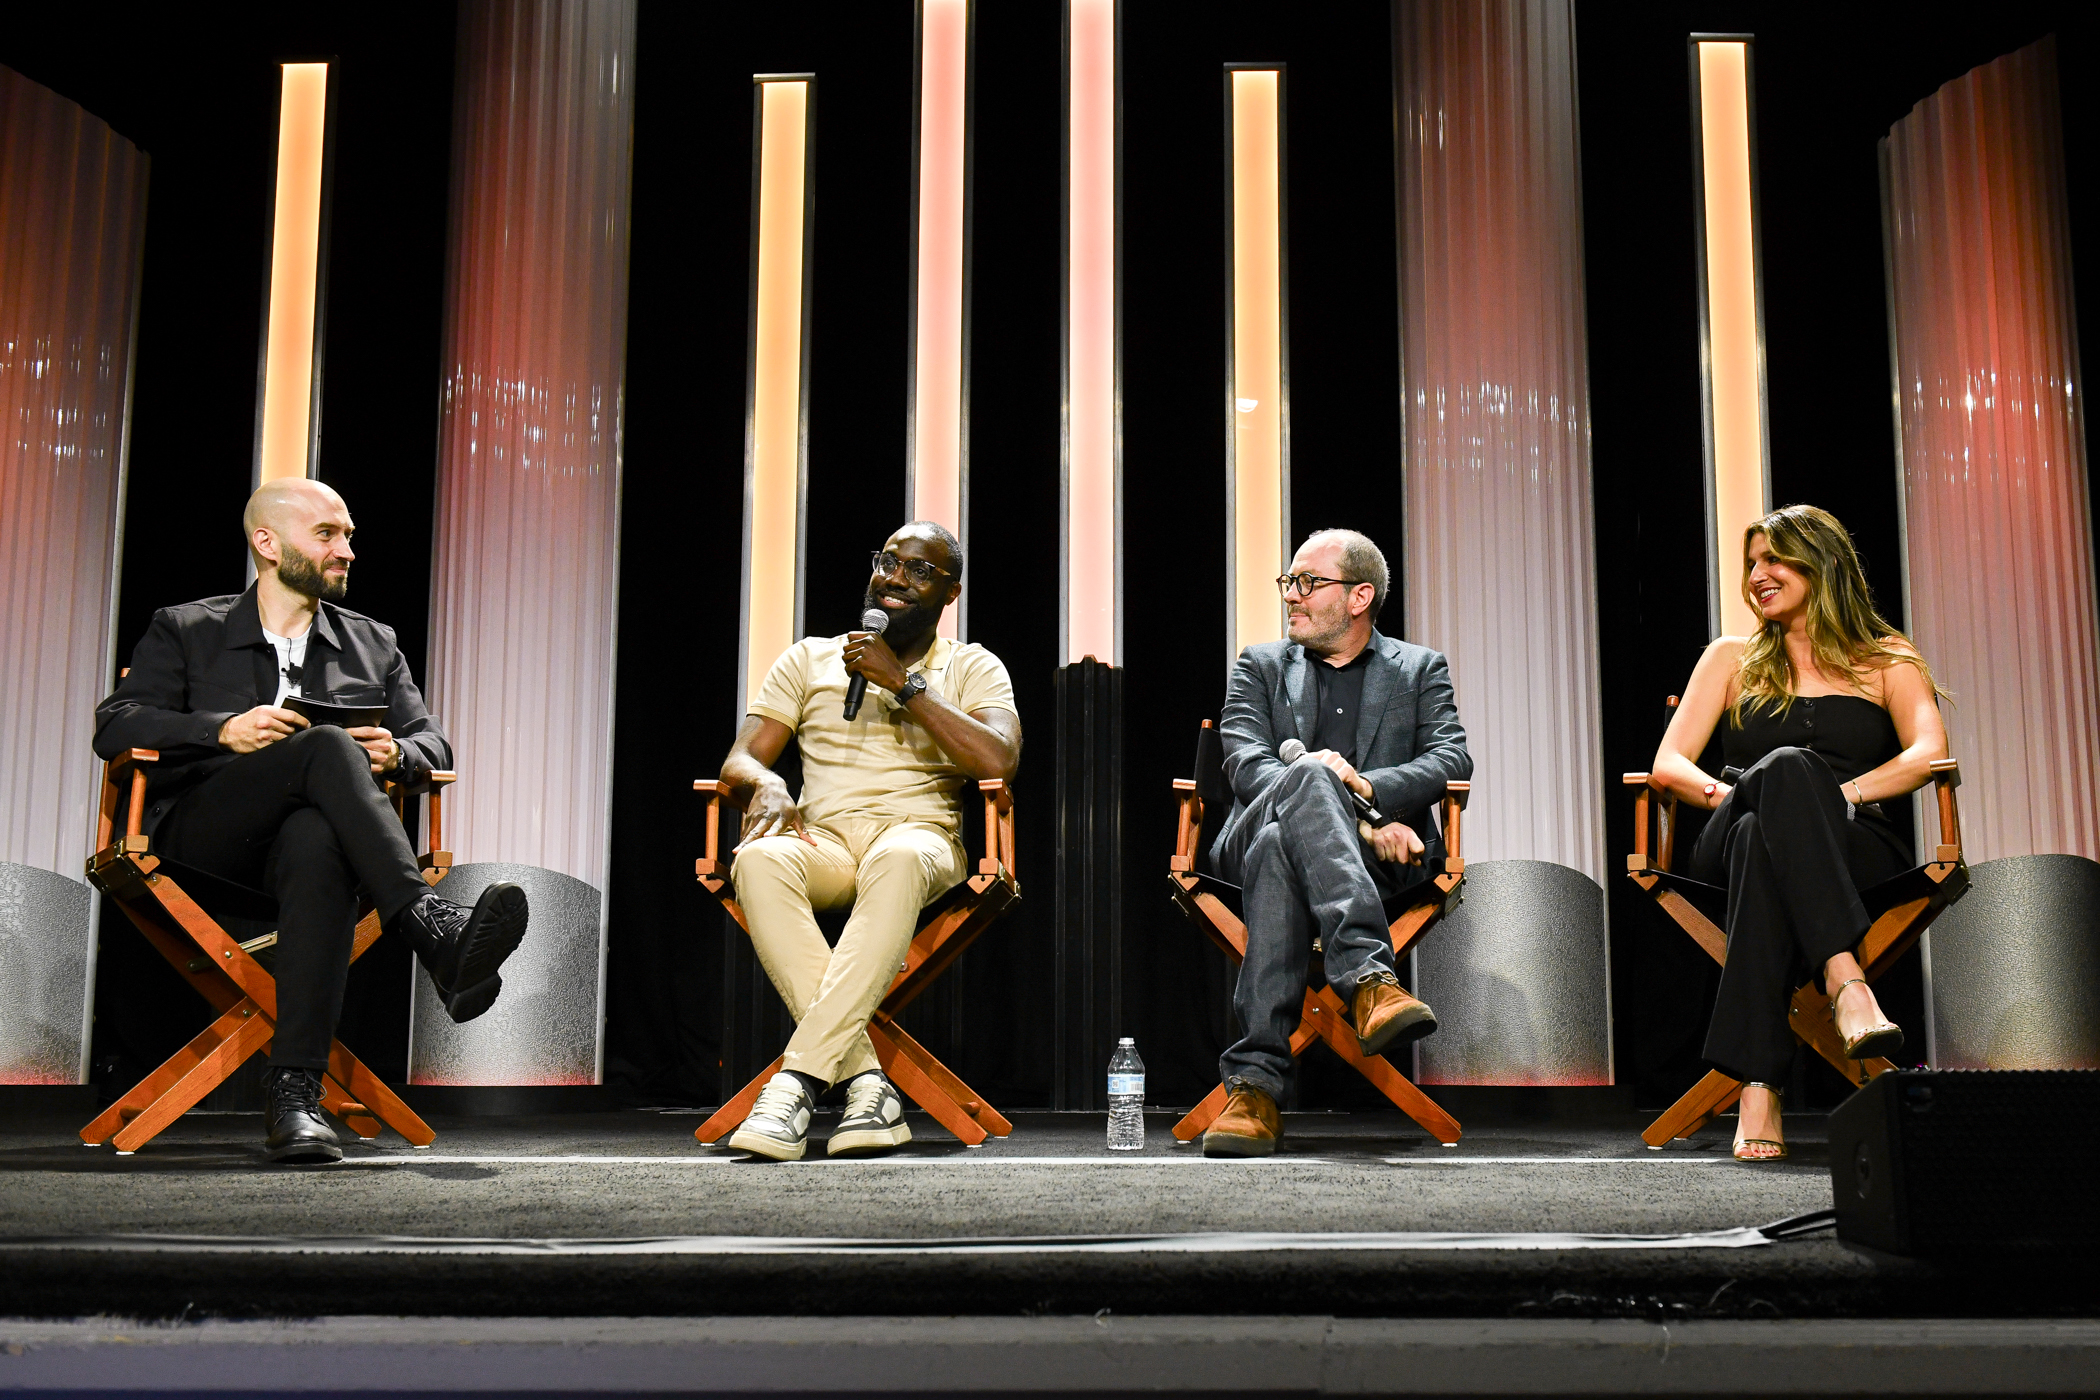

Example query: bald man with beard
[95,479,532,1162]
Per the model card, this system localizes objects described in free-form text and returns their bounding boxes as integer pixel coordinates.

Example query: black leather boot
[264,1067,342,1163]
[388,883,530,1024]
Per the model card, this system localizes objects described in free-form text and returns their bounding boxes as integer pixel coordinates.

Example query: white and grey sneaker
[827,1072,912,1157]
[727,1072,814,1161]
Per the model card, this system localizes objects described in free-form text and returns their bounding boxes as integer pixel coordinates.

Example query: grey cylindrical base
[1925,853,2100,1070]
[0,863,94,1084]
[408,862,604,1086]
[1411,859,1611,1086]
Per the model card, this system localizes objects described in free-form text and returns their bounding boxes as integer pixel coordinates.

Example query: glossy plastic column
[415,0,637,1086]
[1395,0,1610,1086]
[1883,38,2100,1070]
[0,67,147,1084]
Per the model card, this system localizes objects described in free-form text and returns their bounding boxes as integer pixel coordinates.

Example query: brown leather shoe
[1202,1081,1280,1158]
[1353,975,1438,1058]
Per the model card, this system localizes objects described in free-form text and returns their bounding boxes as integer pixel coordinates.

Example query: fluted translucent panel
[912,0,969,640]
[0,66,147,1083]
[1395,0,1604,886]
[1063,0,1117,666]
[427,0,635,888]
[1227,68,1286,669]
[1885,38,2100,866]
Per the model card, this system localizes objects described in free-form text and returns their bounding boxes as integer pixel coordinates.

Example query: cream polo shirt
[749,633,1018,832]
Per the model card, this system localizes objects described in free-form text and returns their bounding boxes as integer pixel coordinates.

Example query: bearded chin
[862,588,938,641]
[279,552,347,602]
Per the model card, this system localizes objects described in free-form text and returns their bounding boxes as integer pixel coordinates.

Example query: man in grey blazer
[1203,529,1471,1157]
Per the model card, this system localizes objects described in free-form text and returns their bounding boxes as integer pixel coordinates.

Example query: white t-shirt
[262,626,310,707]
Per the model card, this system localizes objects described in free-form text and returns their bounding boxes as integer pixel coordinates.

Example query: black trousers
[155,726,430,1071]
[1690,746,1909,1085]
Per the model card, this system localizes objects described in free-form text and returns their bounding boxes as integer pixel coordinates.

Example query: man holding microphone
[717,522,1021,1160]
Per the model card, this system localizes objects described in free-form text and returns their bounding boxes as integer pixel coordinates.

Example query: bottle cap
[1118,1036,1134,1045]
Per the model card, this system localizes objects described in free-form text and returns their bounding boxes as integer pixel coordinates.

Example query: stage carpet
[0,1103,2088,1321]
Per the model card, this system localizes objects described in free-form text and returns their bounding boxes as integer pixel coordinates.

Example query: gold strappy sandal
[1733,1082,1789,1162]
[1831,977,1904,1061]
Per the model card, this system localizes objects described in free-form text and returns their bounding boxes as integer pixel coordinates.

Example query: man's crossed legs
[1204,759,1438,1157]
[156,725,531,1161]
[727,816,968,1160]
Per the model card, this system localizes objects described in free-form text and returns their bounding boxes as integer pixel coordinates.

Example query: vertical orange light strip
[1694,39,1769,638]
[1228,68,1286,666]
[256,62,330,485]
[1065,0,1117,665]
[744,79,811,710]
[912,0,969,638]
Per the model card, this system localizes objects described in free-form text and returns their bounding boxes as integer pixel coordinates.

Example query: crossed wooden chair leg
[81,747,449,1155]
[80,897,433,1154]
[1171,982,1463,1145]
[1627,758,1969,1149]
[694,778,1022,1150]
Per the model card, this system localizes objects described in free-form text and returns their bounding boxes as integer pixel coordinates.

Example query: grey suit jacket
[1210,630,1472,866]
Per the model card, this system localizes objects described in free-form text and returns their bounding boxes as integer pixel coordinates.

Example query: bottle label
[1107,1075,1145,1096]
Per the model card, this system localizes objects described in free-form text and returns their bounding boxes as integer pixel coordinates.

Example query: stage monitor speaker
[1827,1069,2100,1257]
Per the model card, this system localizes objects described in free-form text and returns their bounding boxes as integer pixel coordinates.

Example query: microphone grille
[860,607,890,635]
[1278,739,1305,763]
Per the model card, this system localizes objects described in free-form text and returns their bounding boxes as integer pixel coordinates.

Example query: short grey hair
[1305,528,1389,623]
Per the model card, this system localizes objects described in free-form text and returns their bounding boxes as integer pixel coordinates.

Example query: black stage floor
[0,1102,2089,1322]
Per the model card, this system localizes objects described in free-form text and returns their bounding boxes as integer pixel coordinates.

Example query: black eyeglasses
[1275,572,1367,599]
[871,551,954,587]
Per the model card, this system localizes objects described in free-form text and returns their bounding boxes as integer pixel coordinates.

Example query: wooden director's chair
[1167,719,1472,1145]
[82,746,453,1154]
[693,778,1022,1147]
[1624,696,1971,1149]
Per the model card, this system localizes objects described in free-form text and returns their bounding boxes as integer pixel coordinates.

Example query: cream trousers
[731,816,969,1085]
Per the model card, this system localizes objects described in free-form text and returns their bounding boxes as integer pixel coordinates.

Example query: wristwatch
[894,671,929,705]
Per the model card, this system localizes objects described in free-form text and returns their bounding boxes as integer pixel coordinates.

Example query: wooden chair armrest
[1929,759,1963,862]
[695,779,734,869]
[978,779,1016,879]
[100,749,160,848]
[108,747,159,780]
[1624,772,1655,871]
[1440,781,1470,866]
[385,769,457,863]
[386,768,456,798]
[1172,779,1203,871]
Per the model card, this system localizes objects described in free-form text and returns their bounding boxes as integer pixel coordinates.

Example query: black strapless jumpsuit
[1688,695,1912,1086]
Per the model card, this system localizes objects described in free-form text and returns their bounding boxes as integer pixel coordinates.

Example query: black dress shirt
[94,585,452,832]
[1309,646,1373,764]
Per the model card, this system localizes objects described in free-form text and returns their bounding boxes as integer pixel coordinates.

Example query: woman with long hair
[1651,504,1948,1161]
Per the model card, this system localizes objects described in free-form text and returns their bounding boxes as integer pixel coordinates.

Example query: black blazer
[1212,630,1472,863]
[93,585,452,832]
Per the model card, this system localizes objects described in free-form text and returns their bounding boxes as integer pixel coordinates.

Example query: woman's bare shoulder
[1705,635,1751,661]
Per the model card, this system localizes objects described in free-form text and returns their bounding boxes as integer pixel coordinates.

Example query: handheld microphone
[1279,738,1389,826]
[842,607,890,720]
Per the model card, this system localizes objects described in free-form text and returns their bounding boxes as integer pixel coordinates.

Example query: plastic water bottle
[1107,1037,1145,1151]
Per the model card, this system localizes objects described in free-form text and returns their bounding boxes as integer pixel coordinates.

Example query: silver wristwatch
[894,671,929,705]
